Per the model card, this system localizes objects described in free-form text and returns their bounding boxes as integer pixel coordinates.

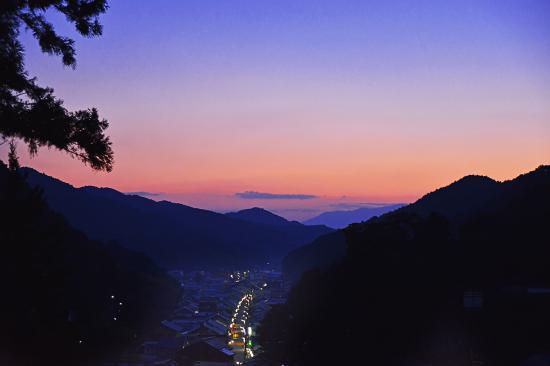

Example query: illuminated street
[229,292,254,364]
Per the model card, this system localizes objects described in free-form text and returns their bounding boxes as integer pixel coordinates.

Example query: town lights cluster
[229,270,250,283]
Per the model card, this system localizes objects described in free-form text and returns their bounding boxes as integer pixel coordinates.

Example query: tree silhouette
[0,0,113,171]
[7,140,20,171]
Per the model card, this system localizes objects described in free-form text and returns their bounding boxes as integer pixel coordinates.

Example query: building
[175,338,234,366]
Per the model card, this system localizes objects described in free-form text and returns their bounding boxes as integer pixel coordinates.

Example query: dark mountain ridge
[226,207,313,228]
[283,166,550,280]
[395,174,500,224]
[391,165,549,226]
[260,165,550,366]
[20,168,332,269]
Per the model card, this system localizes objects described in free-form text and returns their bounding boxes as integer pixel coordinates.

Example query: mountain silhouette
[226,207,299,227]
[396,174,500,224]
[283,166,550,279]
[20,168,332,269]
[303,204,405,228]
[283,230,347,281]
[259,165,550,365]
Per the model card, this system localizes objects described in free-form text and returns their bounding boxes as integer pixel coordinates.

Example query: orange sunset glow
[1,0,549,220]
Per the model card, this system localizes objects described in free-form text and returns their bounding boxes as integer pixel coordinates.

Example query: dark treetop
[0,0,113,171]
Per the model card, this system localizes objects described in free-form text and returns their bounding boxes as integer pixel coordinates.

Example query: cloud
[235,191,317,200]
[328,202,399,210]
[126,191,162,197]
[272,208,320,213]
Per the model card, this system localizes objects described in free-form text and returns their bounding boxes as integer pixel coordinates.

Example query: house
[203,319,228,336]
[185,324,227,343]
[199,297,219,313]
[175,337,234,366]
[161,319,201,335]
[141,337,188,361]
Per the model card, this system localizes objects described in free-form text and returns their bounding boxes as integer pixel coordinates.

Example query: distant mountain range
[283,166,550,280]
[20,168,332,269]
[303,204,405,228]
[226,207,299,227]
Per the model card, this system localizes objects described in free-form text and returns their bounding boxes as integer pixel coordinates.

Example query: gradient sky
[2,0,549,220]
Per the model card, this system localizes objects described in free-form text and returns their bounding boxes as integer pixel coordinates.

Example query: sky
[2,0,550,220]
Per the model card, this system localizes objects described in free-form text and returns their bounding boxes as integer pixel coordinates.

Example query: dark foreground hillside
[282,230,347,281]
[258,165,550,366]
[0,163,180,366]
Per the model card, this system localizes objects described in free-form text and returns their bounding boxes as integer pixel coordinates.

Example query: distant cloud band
[235,191,317,200]
[329,202,399,210]
[126,191,161,197]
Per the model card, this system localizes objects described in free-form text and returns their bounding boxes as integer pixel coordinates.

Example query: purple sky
[3,0,549,220]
